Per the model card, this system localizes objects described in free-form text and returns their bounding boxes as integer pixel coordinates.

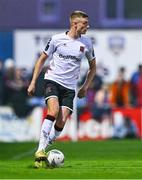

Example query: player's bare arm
[27,52,47,96]
[77,58,96,98]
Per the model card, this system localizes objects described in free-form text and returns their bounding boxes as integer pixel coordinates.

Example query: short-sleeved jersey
[43,32,96,90]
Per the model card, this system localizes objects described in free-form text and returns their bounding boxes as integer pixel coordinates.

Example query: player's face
[74,17,89,35]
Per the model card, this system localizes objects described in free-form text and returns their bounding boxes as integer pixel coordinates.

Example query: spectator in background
[0,60,4,105]
[110,67,130,107]
[124,116,138,138]
[3,58,15,105]
[79,72,103,108]
[91,83,111,122]
[77,72,103,123]
[3,61,31,117]
[9,67,32,117]
[112,112,137,139]
[130,64,142,106]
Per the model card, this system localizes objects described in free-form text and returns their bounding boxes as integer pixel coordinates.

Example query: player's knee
[48,109,59,119]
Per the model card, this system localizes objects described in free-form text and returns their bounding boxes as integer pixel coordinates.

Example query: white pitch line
[11,148,36,160]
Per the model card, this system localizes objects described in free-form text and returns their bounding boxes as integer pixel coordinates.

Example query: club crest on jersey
[46,87,52,93]
[80,46,84,52]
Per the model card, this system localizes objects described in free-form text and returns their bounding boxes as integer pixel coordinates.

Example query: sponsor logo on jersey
[59,53,81,61]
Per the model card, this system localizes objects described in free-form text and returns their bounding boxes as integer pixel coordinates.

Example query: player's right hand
[27,83,35,96]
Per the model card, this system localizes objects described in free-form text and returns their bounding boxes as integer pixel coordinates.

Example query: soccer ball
[46,149,64,168]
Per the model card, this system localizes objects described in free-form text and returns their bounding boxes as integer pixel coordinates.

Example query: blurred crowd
[0,58,46,117]
[0,58,142,122]
[77,63,142,117]
[77,63,142,139]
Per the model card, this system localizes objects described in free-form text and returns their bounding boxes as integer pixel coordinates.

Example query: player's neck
[67,29,81,39]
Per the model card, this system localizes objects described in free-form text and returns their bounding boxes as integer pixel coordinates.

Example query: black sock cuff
[54,124,63,131]
[46,114,55,122]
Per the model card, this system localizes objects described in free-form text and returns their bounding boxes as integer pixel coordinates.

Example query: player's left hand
[77,86,88,98]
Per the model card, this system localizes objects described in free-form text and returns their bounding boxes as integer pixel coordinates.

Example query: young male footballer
[27,10,96,168]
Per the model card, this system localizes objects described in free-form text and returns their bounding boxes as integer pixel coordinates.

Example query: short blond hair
[70,10,88,21]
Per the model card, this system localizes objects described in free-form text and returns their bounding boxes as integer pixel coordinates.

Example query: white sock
[37,119,53,151]
[47,125,62,146]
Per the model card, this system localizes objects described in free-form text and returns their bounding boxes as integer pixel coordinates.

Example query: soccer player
[27,10,96,168]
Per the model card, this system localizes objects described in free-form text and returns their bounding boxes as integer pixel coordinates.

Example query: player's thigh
[44,80,60,117]
[61,88,75,113]
[44,80,59,100]
[47,97,60,117]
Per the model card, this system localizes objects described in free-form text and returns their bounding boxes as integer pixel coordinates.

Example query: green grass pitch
[0,139,142,179]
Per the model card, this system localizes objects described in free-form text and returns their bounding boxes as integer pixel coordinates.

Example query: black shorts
[44,79,75,112]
